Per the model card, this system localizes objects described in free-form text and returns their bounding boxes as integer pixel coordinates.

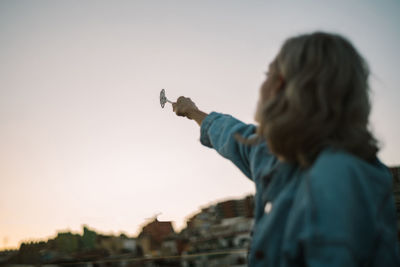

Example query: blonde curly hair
[257,32,379,167]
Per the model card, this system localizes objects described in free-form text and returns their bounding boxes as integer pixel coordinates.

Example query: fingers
[172,100,184,117]
[172,96,197,119]
[177,96,192,104]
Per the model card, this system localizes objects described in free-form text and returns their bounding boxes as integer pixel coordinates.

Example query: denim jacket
[200,112,400,267]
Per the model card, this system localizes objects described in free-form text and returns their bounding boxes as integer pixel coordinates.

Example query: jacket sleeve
[200,112,276,181]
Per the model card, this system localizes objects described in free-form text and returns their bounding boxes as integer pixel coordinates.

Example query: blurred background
[0,0,399,262]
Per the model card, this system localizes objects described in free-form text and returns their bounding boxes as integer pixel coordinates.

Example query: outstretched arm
[172,96,276,181]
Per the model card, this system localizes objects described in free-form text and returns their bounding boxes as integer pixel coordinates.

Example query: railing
[23,249,248,267]
[37,248,248,266]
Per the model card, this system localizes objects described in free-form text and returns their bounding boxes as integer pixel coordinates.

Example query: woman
[172,32,399,266]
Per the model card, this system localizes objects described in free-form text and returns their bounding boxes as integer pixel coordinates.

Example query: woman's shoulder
[307,149,393,206]
[306,148,392,195]
[310,148,390,176]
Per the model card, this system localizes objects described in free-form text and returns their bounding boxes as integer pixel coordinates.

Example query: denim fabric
[200,112,400,267]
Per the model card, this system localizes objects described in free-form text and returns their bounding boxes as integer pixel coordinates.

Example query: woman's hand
[172,96,198,119]
[172,96,208,126]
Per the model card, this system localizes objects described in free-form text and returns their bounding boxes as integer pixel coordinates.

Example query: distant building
[54,232,80,254]
[180,195,254,266]
[81,225,97,250]
[121,237,138,253]
[186,206,218,237]
[161,233,181,256]
[0,250,18,265]
[216,195,254,219]
[185,195,254,236]
[138,218,175,256]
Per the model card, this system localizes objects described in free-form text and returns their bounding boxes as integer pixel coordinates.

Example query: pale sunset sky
[1,0,399,250]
